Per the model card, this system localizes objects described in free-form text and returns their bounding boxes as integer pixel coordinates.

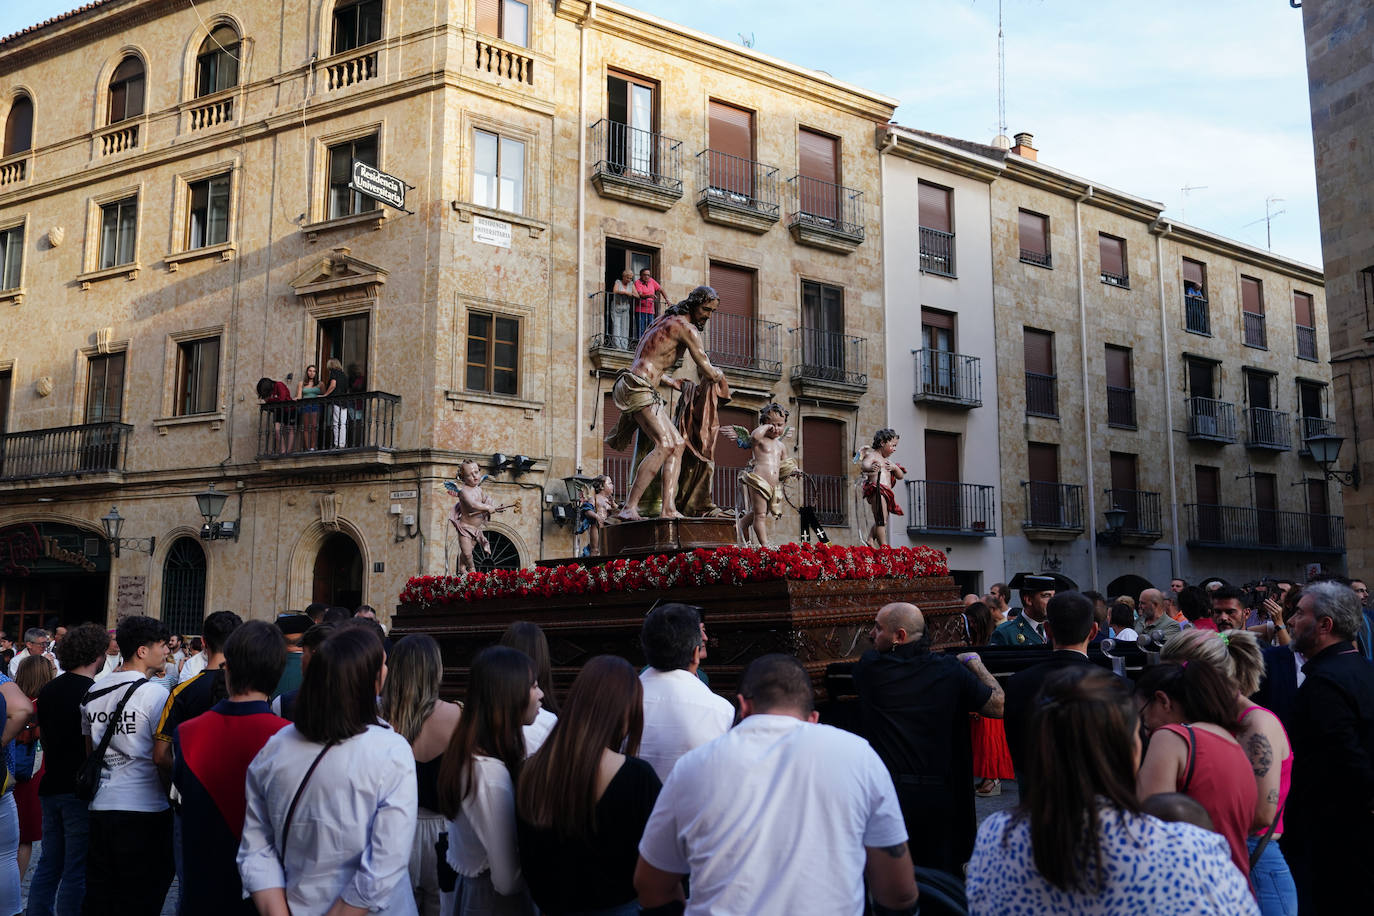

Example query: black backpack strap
[91,680,145,766]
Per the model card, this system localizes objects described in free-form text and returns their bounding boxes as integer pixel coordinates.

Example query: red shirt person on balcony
[633,268,669,340]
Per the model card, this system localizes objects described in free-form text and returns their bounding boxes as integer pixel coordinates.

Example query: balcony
[1298,416,1336,458]
[0,422,133,483]
[1185,294,1211,334]
[1025,372,1057,418]
[96,122,139,157]
[589,292,644,365]
[694,150,780,233]
[1186,397,1237,443]
[790,328,868,396]
[0,151,28,188]
[187,95,234,132]
[810,473,849,526]
[589,120,683,211]
[919,227,956,277]
[905,480,996,537]
[785,176,864,253]
[1022,481,1085,540]
[1245,407,1291,451]
[473,36,534,85]
[1107,386,1136,428]
[1100,488,1163,543]
[912,350,981,408]
[1244,311,1267,348]
[587,294,781,378]
[257,392,400,468]
[320,45,379,92]
[1101,269,1129,288]
[1297,325,1318,361]
[1019,247,1052,268]
[1186,504,1345,555]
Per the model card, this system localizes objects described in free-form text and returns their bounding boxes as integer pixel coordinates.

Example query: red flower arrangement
[399,542,948,608]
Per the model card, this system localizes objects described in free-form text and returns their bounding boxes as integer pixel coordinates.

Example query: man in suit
[989,576,1056,646]
[1002,591,1100,780]
[1252,641,1303,736]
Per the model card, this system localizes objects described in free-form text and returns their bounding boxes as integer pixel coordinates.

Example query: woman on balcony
[296,364,323,451]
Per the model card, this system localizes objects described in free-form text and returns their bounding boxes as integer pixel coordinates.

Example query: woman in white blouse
[438,646,542,916]
[238,627,418,916]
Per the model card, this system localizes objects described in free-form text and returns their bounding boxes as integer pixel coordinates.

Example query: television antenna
[738,32,755,48]
[1179,184,1208,223]
[995,0,1009,147]
[1242,196,1286,250]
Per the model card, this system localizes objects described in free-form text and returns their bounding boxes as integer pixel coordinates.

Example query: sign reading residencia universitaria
[349,160,408,211]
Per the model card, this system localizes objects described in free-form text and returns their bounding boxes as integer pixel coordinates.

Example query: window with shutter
[707,101,754,198]
[797,128,838,221]
[1183,259,1206,297]
[918,182,951,233]
[1027,442,1062,527]
[3,95,33,156]
[1241,276,1266,348]
[1105,345,1134,427]
[924,431,961,530]
[802,417,847,525]
[707,262,756,370]
[1109,452,1140,530]
[1099,234,1127,286]
[1023,328,1056,417]
[1294,291,1317,360]
[1018,210,1049,266]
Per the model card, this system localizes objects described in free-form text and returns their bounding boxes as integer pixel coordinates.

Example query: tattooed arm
[1241,709,1284,831]
[865,841,919,912]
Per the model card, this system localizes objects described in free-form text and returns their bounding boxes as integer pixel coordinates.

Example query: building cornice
[1151,219,1324,287]
[0,0,179,71]
[1002,155,1163,221]
[878,126,1004,184]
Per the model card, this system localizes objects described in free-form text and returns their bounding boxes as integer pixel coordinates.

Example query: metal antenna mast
[997,0,1007,141]
[1179,184,1208,223]
[1242,196,1286,250]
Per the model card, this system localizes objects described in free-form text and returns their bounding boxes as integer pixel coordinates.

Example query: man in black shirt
[853,601,1003,876]
[152,611,242,777]
[27,622,110,915]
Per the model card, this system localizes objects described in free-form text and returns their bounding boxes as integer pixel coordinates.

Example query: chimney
[1011,131,1037,161]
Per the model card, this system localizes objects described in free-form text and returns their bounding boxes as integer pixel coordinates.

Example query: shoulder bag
[74,679,145,802]
[276,741,336,866]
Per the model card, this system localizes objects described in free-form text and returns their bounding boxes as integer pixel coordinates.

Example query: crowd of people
[0,572,1366,915]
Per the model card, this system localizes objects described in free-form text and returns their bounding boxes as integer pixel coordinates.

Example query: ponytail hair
[1134,660,1240,733]
[1160,628,1264,697]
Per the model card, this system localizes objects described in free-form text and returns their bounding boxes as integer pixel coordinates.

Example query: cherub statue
[722,403,800,547]
[444,459,512,574]
[575,475,616,556]
[858,428,906,547]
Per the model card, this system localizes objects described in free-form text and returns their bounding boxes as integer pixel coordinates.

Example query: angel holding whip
[446,459,514,574]
[722,403,800,547]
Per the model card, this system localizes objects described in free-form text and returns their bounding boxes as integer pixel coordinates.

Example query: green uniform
[989,615,1048,647]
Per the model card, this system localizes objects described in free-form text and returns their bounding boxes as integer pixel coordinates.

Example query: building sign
[349,160,408,211]
[0,523,107,576]
[117,575,146,618]
[473,216,512,249]
[390,490,418,500]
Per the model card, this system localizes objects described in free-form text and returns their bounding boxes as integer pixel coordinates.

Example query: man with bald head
[853,602,1004,876]
[1138,588,1181,643]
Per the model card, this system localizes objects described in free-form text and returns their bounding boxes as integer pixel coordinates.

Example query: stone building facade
[0,0,895,632]
[1300,0,1374,577]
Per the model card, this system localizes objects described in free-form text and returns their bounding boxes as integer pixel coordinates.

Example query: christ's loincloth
[605,371,664,452]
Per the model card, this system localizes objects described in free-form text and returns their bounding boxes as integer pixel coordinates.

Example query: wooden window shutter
[1027,443,1058,483]
[802,417,844,476]
[1294,291,1314,327]
[1195,466,1220,504]
[798,128,837,182]
[1018,210,1046,256]
[1099,234,1124,276]
[1242,277,1264,315]
[1183,258,1205,289]
[476,0,500,36]
[1023,328,1054,375]
[924,431,959,483]
[1105,346,1131,388]
[708,100,752,161]
[708,262,754,324]
[921,307,955,331]
[1307,479,1329,516]
[918,182,951,233]
[1109,453,1137,491]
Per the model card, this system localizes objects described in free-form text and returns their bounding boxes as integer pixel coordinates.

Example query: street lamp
[553,474,598,527]
[1305,431,1360,489]
[195,483,240,541]
[100,506,155,558]
[1103,506,1128,533]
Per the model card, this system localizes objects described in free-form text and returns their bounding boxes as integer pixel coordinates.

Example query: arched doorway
[0,522,110,634]
[313,531,363,608]
[1106,573,1153,600]
[161,538,207,635]
[473,531,521,572]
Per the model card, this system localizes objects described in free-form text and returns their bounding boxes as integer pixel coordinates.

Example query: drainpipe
[1074,185,1099,591]
[1152,219,1182,577]
[574,2,596,473]
[877,128,897,426]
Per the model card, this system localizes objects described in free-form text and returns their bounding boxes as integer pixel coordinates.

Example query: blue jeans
[25,793,89,916]
[0,793,18,916]
[1248,834,1298,916]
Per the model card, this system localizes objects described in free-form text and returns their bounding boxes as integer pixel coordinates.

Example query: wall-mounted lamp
[1095,497,1128,547]
[554,474,598,527]
[196,483,241,541]
[1306,432,1360,489]
[100,507,155,558]
[490,452,512,472]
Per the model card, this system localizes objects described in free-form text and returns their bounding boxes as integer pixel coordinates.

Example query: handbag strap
[1249,797,1287,868]
[1180,724,1198,793]
[91,679,145,766]
[277,741,335,866]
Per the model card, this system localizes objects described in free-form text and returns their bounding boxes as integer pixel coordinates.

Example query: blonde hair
[326,357,343,372]
[1160,627,1264,696]
[379,634,445,745]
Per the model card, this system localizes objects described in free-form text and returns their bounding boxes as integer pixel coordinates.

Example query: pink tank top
[1161,723,1256,877]
[1240,704,1292,835]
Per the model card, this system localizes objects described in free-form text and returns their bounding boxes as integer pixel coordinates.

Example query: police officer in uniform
[989,575,1057,646]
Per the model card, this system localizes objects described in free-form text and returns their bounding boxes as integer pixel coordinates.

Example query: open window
[3,94,32,156]
[195,25,240,97]
[107,57,145,125]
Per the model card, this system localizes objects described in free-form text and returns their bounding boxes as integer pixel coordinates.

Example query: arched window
[107,56,146,125]
[3,95,32,156]
[332,0,382,54]
[161,537,207,636]
[195,25,240,97]
[473,530,521,572]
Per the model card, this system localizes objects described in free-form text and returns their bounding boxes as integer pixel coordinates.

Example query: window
[706,99,755,198]
[801,280,845,374]
[606,71,658,177]
[327,134,378,219]
[1183,258,1209,334]
[1105,344,1134,428]
[0,224,21,290]
[918,182,954,276]
[317,314,370,386]
[923,430,962,529]
[86,352,126,423]
[1108,452,1141,531]
[332,0,383,54]
[161,538,207,636]
[1242,276,1266,348]
[1194,465,1222,541]
[707,262,758,370]
[472,129,525,214]
[1099,233,1127,286]
[98,196,137,269]
[1023,328,1056,417]
[195,25,240,97]
[920,308,958,397]
[185,173,231,249]
[175,337,220,416]
[802,416,847,525]
[1294,291,1317,361]
[3,95,32,156]
[796,127,839,221]
[466,311,519,395]
[1018,209,1050,267]
[107,56,145,125]
[1026,442,1065,527]
[1255,472,1279,546]
[1298,380,1329,443]
[476,0,529,47]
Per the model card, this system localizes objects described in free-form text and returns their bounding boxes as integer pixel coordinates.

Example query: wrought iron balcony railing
[0,421,134,481]
[1103,488,1163,536]
[1296,325,1317,361]
[810,473,849,526]
[905,480,996,536]
[1186,397,1237,443]
[913,350,981,408]
[707,313,782,376]
[1298,416,1336,457]
[1101,269,1129,288]
[1022,481,1085,531]
[919,227,956,277]
[257,391,400,458]
[1186,503,1345,553]
[1025,372,1057,417]
[785,176,864,240]
[1244,311,1267,348]
[1019,247,1051,268]
[1107,385,1136,428]
[1185,294,1210,334]
[1245,407,1291,450]
[590,119,683,195]
[695,150,780,219]
[790,328,868,388]
[589,291,643,353]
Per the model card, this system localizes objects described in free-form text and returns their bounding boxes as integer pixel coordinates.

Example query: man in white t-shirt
[638,603,734,782]
[635,654,919,915]
[81,615,175,915]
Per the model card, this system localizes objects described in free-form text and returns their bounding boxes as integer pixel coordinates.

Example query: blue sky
[1,0,1323,265]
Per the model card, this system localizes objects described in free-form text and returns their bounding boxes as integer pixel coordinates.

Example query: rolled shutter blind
[919,182,951,233]
[1018,210,1046,255]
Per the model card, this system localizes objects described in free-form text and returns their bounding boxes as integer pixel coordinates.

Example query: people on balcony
[611,270,637,348]
[633,268,669,342]
[256,377,295,454]
[296,365,323,451]
[323,358,348,450]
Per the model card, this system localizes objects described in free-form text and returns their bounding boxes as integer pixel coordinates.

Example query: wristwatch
[1275,622,1286,630]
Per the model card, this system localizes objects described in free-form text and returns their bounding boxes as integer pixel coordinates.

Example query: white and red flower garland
[400,542,948,608]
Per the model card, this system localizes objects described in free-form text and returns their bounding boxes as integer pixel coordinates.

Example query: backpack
[12,723,41,782]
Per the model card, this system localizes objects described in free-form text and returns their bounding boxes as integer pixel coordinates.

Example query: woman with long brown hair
[438,646,540,916]
[967,667,1256,914]
[498,622,558,753]
[516,656,660,916]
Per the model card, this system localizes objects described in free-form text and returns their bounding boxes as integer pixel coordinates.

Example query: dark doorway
[1106,574,1152,601]
[313,532,363,609]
